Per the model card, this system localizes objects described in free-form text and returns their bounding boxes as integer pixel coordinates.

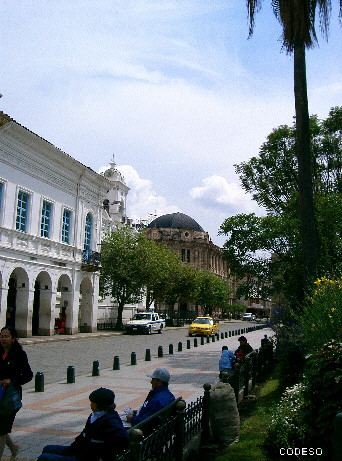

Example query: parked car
[188,316,219,336]
[125,312,165,334]
[242,313,256,321]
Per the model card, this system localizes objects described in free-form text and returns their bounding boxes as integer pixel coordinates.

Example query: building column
[38,288,56,336]
[0,285,8,327]
[16,286,34,338]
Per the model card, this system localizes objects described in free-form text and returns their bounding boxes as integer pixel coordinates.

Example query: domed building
[145,212,232,320]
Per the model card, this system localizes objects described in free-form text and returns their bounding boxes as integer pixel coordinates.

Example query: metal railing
[113,341,274,460]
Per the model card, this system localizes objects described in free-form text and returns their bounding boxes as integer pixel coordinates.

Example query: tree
[100,227,181,330]
[246,0,342,285]
[220,109,342,303]
[162,264,199,321]
[194,271,231,316]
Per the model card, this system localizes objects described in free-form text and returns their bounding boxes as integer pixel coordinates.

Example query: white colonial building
[0,111,130,337]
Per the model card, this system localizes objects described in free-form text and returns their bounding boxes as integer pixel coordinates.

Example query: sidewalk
[3,327,273,461]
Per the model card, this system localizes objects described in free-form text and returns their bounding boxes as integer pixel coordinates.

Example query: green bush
[302,341,342,459]
[264,383,310,456]
[299,277,342,353]
[265,341,342,460]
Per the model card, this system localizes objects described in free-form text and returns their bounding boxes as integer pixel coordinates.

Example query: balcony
[81,250,101,272]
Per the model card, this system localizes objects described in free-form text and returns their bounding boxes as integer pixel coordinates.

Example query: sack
[0,383,22,414]
[209,381,240,445]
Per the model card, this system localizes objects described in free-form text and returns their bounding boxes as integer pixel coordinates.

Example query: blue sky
[1,0,341,245]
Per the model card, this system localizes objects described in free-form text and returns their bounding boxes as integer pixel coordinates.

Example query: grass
[212,366,282,461]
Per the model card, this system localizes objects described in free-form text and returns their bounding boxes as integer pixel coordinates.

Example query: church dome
[147,212,204,232]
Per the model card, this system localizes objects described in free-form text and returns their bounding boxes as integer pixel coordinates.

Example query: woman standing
[0,326,33,460]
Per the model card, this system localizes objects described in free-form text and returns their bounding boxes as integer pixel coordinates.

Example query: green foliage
[299,277,342,353]
[194,271,231,315]
[302,342,342,459]
[266,342,342,460]
[100,227,183,329]
[265,383,310,455]
[220,108,342,302]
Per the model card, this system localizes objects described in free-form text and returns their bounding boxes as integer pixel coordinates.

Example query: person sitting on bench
[38,388,128,461]
[126,368,175,426]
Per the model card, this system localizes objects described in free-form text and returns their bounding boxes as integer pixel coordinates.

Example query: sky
[1,0,341,245]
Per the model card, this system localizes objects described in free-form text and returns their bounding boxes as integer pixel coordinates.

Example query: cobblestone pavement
[2,323,273,460]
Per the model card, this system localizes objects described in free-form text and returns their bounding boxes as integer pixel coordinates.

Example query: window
[0,183,3,209]
[181,249,191,263]
[61,209,71,244]
[41,201,52,238]
[16,190,29,232]
[83,213,92,253]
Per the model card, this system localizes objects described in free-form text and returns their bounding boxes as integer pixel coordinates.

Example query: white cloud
[189,175,262,215]
[98,164,180,223]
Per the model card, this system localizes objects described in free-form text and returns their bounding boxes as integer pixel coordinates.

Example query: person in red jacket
[38,388,128,461]
[0,326,33,460]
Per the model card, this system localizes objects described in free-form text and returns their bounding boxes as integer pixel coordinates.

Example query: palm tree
[246,0,341,291]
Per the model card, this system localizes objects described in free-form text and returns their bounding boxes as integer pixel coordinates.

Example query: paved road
[21,321,254,386]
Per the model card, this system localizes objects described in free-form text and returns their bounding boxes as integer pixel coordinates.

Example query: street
[22,321,252,387]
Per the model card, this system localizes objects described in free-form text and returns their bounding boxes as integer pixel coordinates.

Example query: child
[38,388,128,461]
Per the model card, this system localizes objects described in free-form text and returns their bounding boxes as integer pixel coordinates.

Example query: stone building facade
[144,212,232,317]
[0,112,129,337]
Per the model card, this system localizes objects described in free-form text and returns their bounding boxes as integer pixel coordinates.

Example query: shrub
[302,341,342,459]
[264,383,310,456]
[299,277,342,354]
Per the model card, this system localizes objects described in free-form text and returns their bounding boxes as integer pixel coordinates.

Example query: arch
[56,274,72,334]
[33,271,53,336]
[6,267,30,337]
[79,276,94,332]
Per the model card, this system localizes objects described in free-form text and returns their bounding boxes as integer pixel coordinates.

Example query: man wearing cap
[235,336,253,360]
[127,367,175,426]
[38,388,128,461]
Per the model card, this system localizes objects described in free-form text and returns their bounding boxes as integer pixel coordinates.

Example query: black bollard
[67,366,75,383]
[178,342,182,352]
[194,338,198,347]
[158,346,163,358]
[221,332,224,339]
[35,372,44,392]
[201,336,204,345]
[216,333,220,341]
[145,349,151,361]
[92,360,100,376]
[211,334,215,342]
[113,356,120,370]
[206,335,210,343]
[187,339,191,349]
[131,352,137,365]
[229,331,231,337]
[169,344,173,355]
[225,331,228,338]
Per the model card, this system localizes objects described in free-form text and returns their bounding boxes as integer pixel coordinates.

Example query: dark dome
[148,212,204,232]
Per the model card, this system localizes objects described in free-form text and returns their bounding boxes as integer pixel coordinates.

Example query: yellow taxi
[188,316,219,336]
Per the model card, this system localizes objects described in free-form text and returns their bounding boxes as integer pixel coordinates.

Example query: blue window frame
[61,209,71,244]
[41,201,52,238]
[16,190,29,232]
[0,183,3,210]
[83,213,92,252]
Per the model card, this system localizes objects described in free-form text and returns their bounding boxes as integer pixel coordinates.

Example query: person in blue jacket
[38,388,128,461]
[126,368,175,426]
[219,345,236,379]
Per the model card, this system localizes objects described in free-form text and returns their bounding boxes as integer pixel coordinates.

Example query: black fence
[113,339,274,461]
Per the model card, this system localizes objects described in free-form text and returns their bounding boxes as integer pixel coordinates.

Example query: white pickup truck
[125,312,165,335]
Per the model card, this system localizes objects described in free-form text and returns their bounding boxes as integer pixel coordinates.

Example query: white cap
[147,367,170,383]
